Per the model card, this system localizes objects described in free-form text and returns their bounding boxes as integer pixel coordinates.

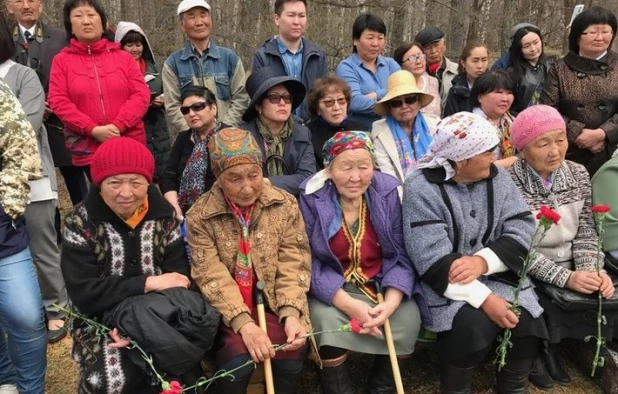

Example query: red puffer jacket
[49,38,150,166]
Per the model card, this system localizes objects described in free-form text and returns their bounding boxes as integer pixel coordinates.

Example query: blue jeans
[0,248,47,393]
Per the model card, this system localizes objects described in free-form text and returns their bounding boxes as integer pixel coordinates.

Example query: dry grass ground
[46,336,603,393]
[48,172,603,393]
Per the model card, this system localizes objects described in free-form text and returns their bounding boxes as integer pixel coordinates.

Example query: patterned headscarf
[416,112,500,180]
[305,131,374,195]
[208,128,263,178]
[322,131,374,166]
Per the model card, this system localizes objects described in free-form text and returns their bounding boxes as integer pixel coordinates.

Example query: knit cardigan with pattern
[509,159,601,288]
[61,185,190,317]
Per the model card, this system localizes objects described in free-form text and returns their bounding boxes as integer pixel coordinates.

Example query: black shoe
[496,357,534,394]
[528,356,554,390]
[440,363,474,394]
[273,369,303,394]
[543,346,571,386]
[366,355,395,394]
[317,358,354,394]
[47,327,67,344]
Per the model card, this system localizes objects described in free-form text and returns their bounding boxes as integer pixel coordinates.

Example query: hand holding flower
[599,272,615,299]
[283,316,307,351]
[482,294,519,329]
[108,328,131,349]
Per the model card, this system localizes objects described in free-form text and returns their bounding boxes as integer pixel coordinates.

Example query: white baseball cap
[177,0,211,16]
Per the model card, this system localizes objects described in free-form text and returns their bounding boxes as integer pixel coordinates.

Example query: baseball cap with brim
[373,70,434,116]
[243,67,306,122]
[414,26,445,47]
[177,0,211,16]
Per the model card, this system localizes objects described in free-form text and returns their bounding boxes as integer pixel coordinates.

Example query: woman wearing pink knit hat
[509,104,617,390]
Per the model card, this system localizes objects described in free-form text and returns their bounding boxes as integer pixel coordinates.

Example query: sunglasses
[265,93,292,104]
[387,95,419,109]
[320,97,347,108]
[180,102,208,115]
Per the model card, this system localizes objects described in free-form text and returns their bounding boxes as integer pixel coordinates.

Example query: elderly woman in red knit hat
[509,104,617,390]
[61,137,215,394]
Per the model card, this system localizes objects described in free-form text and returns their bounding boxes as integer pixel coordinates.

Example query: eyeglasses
[581,30,613,38]
[320,97,347,108]
[403,54,426,64]
[387,95,419,109]
[265,93,292,104]
[180,102,208,115]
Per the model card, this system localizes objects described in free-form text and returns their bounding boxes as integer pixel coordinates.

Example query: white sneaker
[0,384,17,394]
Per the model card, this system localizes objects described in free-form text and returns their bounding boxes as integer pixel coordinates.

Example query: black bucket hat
[242,67,306,122]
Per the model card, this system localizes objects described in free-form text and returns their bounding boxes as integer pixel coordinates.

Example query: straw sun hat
[373,70,434,116]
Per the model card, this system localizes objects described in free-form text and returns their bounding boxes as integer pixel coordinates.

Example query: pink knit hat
[511,105,566,151]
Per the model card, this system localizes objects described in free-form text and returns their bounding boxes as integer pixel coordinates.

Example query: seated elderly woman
[372,70,439,190]
[186,128,311,394]
[61,137,217,394]
[299,131,428,394]
[161,86,229,219]
[403,112,547,394]
[240,67,316,196]
[471,69,518,168]
[509,105,617,390]
[305,76,367,170]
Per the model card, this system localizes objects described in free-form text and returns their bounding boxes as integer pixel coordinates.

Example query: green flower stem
[591,216,606,378]
[495,222,551,370]
[54,303,353,393]
[52,304,168,386]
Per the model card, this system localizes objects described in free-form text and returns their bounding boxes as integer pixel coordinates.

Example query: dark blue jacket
[492,53,510,70]
[252,37,328,122]
[240,119,316,196]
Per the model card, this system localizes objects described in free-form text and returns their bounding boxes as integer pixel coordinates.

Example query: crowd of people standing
[1,0,618,393]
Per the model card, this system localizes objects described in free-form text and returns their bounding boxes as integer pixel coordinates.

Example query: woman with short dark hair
[393,41,442,117]
[305,76,367,169]
[49,0,151,176]
[470,69,518,168]
[160,85,228,218]
[540,6,618,175]
[336,13,400,129]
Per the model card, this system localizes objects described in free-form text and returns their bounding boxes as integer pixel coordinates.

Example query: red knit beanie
[90,137,155,186]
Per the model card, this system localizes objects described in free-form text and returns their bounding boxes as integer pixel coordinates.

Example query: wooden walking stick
[369,280,405,394]
[255,280,275,394]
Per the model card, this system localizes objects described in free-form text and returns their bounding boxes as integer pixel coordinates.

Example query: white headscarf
[416,112,500,180]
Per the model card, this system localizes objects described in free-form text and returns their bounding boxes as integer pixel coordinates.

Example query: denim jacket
[163,40,250,134]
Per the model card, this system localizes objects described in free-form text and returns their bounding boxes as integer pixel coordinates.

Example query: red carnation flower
[160,381,182,394]
[536,205,561,225]
[591,205,611,214]
[350,317,362,334]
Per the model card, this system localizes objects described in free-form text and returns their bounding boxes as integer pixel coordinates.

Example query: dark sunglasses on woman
[266,93,293,104]
[180,102,209,115]
[387,95,419,109]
